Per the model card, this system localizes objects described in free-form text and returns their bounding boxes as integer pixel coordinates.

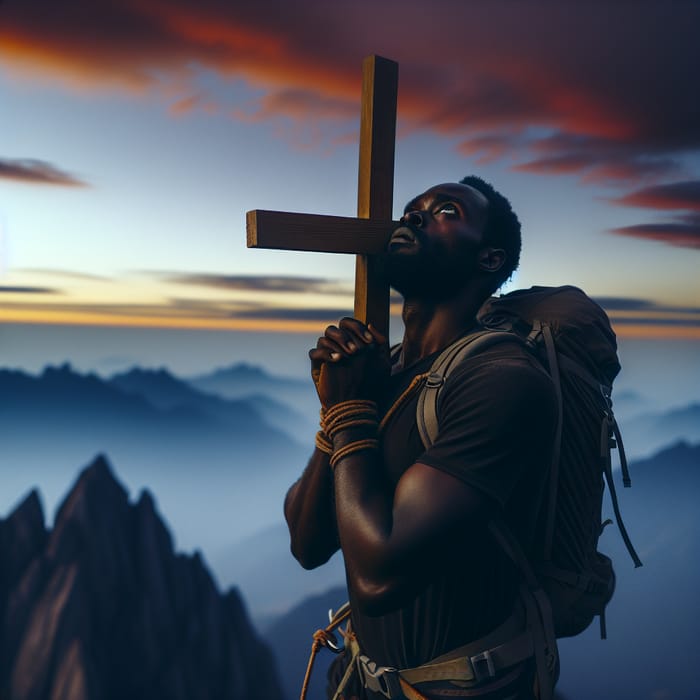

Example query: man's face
[383,182,490,301]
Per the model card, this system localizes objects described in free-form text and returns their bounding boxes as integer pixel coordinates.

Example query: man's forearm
[332,448,421,615]
[284,447,339,569]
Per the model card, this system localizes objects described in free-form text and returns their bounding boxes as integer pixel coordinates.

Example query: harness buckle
[470,649,497,683]
[357,655,402,699]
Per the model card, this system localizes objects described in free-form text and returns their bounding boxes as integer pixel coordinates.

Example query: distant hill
[264,586,348,700]
[0,455,284,699]
[620,403,700,458]
[189,362,319,417]
[213,522,346,625]
[110,366,316,441]
[0,363,297,453]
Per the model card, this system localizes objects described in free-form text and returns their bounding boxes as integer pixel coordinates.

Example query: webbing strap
[612,419,632,488]
[600,419,643,568]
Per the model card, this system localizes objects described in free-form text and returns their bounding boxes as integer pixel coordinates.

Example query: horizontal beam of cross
[247,210,398,255]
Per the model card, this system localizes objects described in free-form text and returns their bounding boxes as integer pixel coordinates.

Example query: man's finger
[309,346,343,364]
[338,317,374,345]
[367,323,388,346]
[325,324,361,354]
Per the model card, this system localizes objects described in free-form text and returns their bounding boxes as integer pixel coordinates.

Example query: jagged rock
[0,455,284,700]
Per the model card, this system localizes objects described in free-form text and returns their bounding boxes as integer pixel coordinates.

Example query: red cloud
[1,1,698,193]
[610,181,700,211]
[609,222,700,249]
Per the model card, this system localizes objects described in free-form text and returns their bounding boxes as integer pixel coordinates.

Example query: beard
[380,231,479,302]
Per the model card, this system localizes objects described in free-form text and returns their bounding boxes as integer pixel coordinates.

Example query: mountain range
[0,363,313,559]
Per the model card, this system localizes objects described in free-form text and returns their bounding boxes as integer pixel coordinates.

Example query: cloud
[166,273,351,295]
[0,285,59,294]
[2,1,698,183]
[18,268,112,282]
[605,181,700,248]
[232,307,352,321]
[608,219,700,249]
[595,297,700,327]
[0,158,87,187]
[594,297,656,312]
[609,181,700,211]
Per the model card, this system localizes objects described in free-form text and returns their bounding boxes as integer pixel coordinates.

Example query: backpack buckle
[470,649,497,683]
[425,372,445,389]
[357,655,402,698]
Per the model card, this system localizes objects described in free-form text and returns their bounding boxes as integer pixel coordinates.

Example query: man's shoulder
[445,336,550,388]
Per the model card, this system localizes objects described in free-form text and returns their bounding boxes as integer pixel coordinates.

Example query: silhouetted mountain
[264,586,347,700]
[214,523,345,625]
[189,362,319,417]
[0,456,284,700]
[111,366,315,441]
[621,403,700,457]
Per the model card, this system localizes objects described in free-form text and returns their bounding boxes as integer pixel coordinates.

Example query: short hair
[460,175,521,294]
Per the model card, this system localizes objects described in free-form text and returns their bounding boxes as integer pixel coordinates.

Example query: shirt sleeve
[417,353,557,508]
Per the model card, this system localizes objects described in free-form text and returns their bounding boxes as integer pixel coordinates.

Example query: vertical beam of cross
[246,55,399,338]
[354,55,398,336]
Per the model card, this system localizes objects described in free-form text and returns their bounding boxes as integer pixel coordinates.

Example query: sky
[1,0,699,368]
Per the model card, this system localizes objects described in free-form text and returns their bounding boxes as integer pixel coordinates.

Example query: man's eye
[436,203,459,217]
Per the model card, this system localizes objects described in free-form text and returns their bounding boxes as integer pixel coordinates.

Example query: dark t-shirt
[344,339,557,676]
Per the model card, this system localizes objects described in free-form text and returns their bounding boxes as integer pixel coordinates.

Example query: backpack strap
[489,519,558,700]
[416,329,519,449]
[539,323,563,561]
[545,350,642,569]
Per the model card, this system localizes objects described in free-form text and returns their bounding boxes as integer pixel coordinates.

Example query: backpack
[416,285,642,641]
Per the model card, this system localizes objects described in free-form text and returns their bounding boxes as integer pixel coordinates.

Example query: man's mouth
[388,225,418,249]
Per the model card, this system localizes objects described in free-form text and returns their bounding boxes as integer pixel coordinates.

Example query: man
[284,177,558,699]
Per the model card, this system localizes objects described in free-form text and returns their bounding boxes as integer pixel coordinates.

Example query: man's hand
[309,318,389,410]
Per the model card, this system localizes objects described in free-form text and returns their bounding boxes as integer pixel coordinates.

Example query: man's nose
[401,210,425,227]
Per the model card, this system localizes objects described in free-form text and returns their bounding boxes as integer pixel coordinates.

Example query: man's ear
[477,247,506,273]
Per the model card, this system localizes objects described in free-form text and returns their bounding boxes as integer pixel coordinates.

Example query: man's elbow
[350,574,413,617]
[289,541,335,570]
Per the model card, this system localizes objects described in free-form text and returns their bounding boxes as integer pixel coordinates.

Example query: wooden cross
[246,55,399,338]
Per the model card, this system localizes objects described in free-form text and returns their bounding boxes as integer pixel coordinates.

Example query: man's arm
[333,455,495,615]
[284,448,339,569]
[284,320,381,569]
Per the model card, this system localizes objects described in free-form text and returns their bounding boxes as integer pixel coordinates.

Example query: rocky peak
[0,454,283,700]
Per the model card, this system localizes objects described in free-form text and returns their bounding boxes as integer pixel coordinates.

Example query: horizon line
[2,308,700,340]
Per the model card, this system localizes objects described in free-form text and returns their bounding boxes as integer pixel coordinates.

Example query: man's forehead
[404,182,489,211]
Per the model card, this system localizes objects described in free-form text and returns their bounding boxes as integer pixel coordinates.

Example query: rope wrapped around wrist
[315,430,333,455]
[320,400,379,469]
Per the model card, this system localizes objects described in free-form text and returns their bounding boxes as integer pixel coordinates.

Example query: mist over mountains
[0,363,314,556]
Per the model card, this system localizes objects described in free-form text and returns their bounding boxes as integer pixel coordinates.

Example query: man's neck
[399,290,484,369]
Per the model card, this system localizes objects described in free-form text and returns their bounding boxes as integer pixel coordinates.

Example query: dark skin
[284,183,507,614]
